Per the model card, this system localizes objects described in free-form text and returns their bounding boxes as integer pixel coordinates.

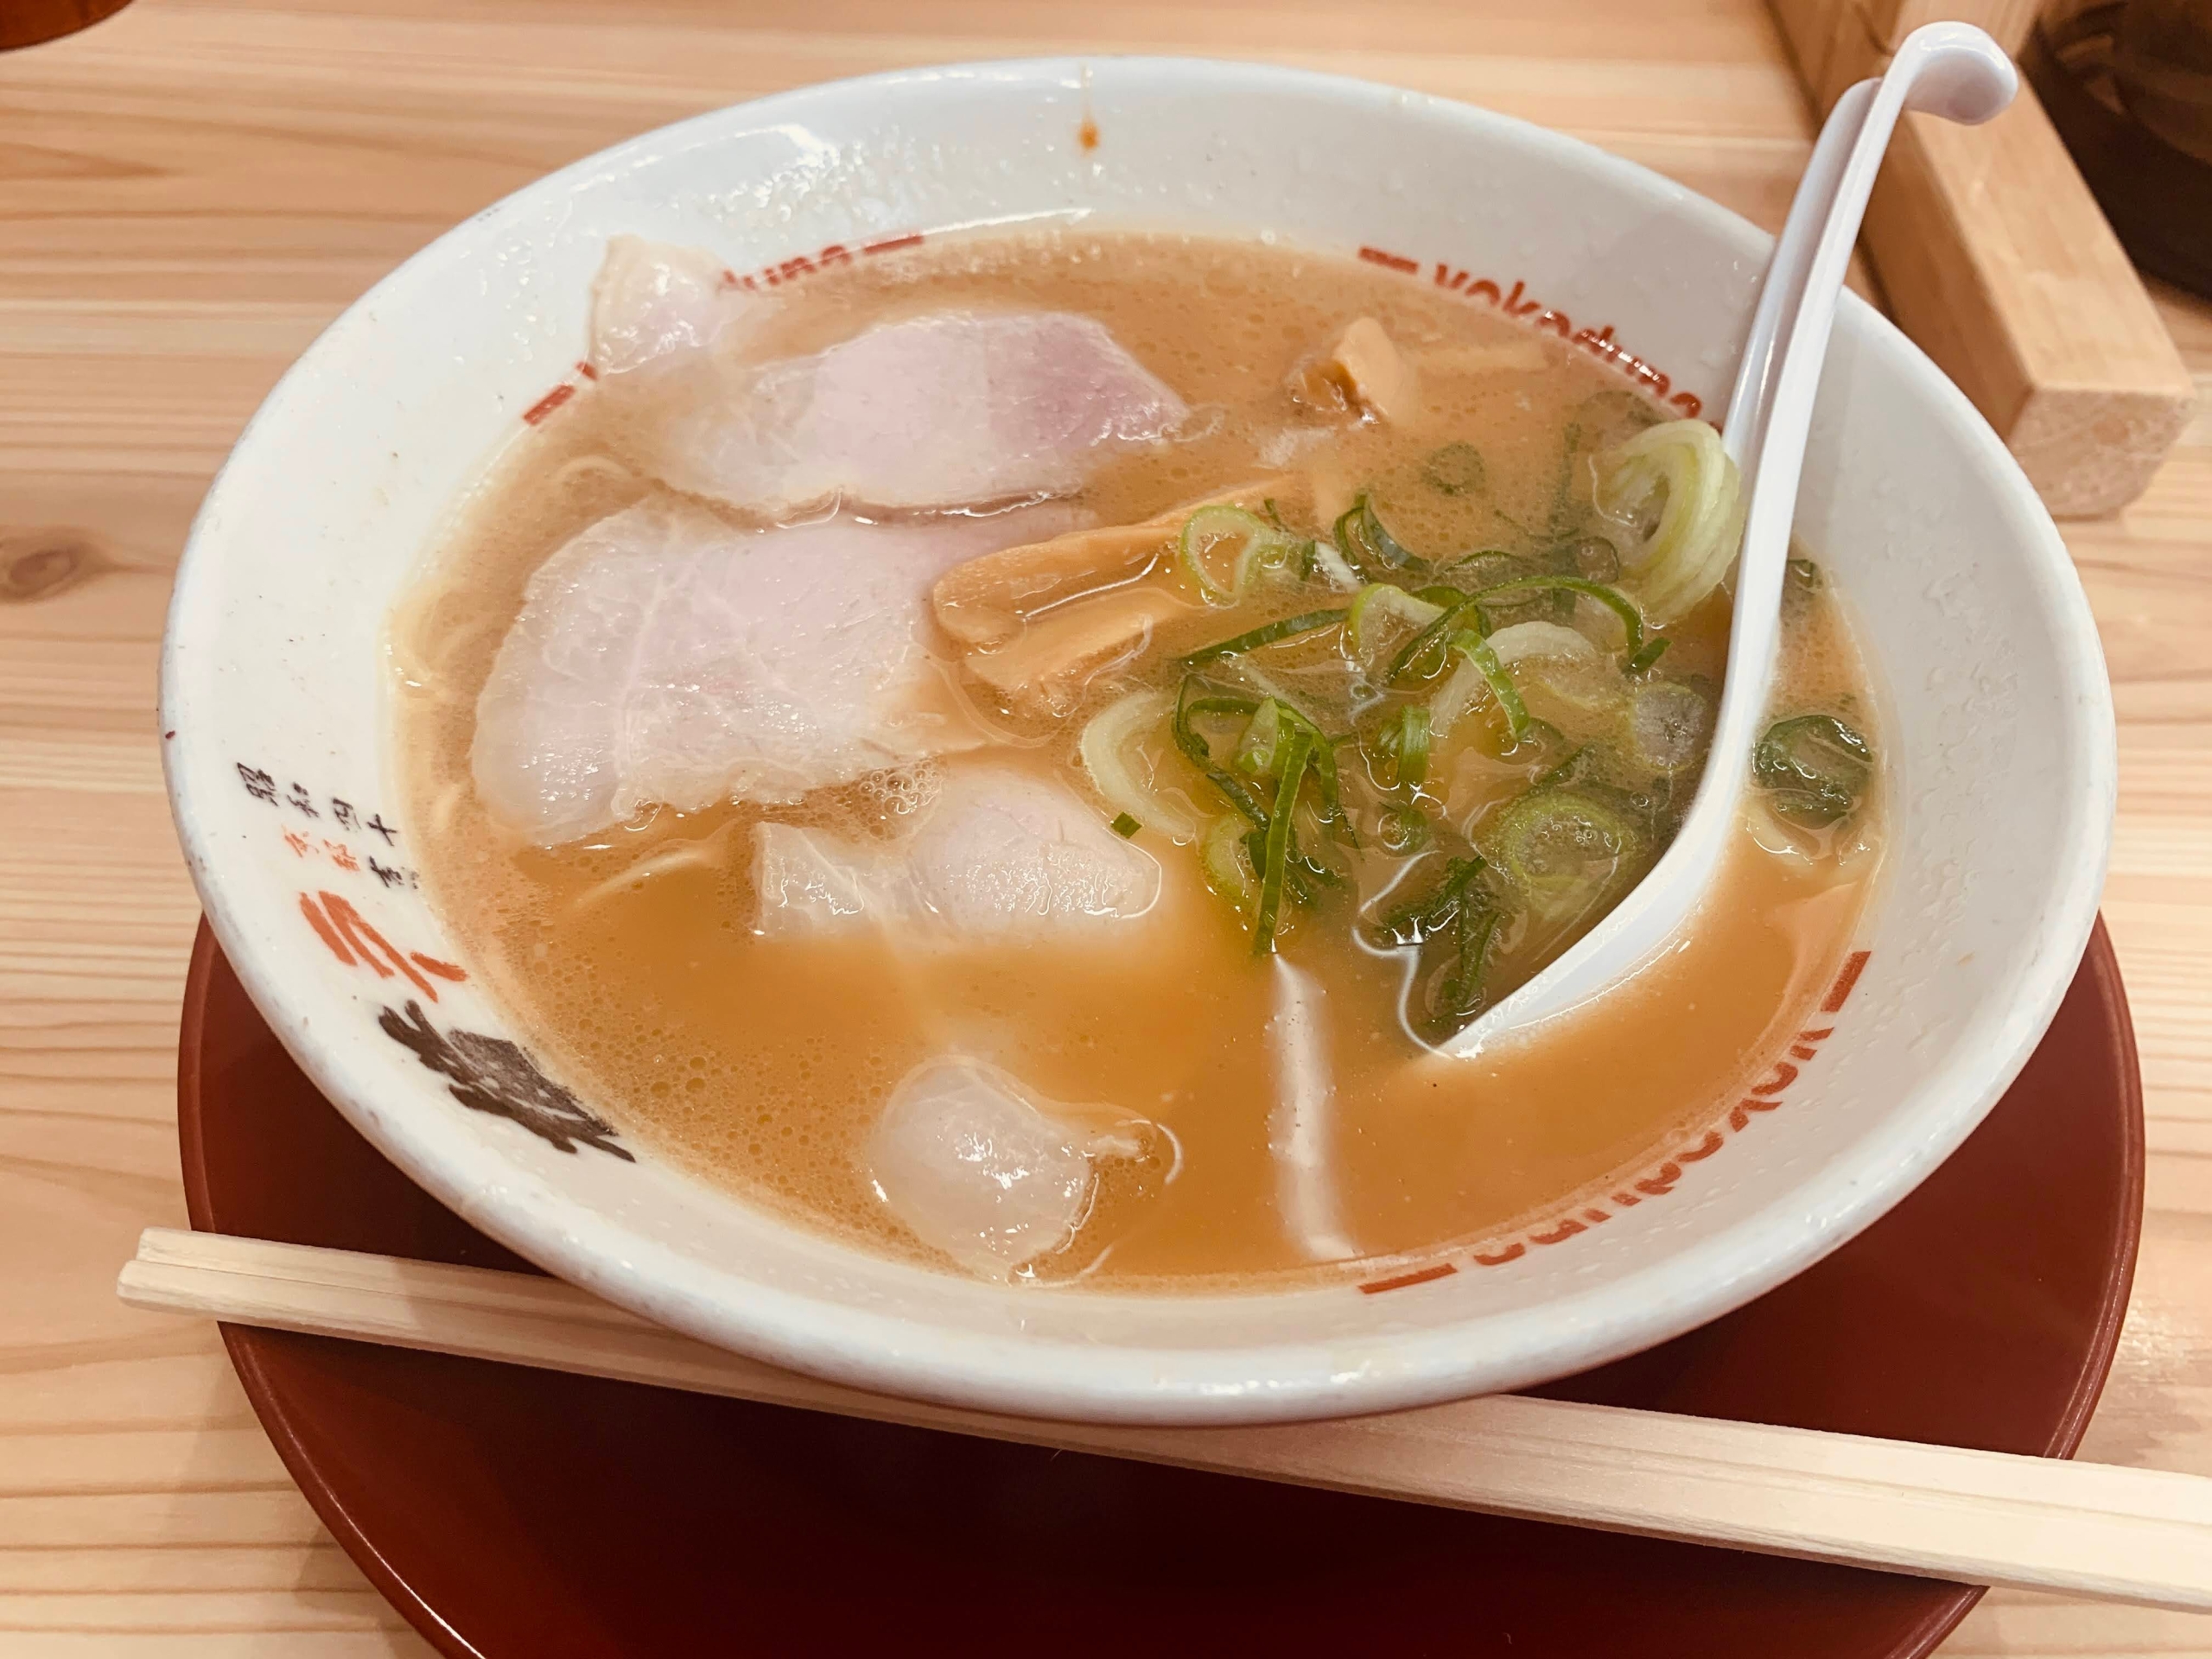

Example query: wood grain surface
[1,0,2204,1653]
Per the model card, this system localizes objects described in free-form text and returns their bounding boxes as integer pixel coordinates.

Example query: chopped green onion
[1535,744,1598,790]
[1079,688,1205,842]
[1180,505,1291,604]
[1373,703,1432,791]
[1361,497,1422,570]
[1435,550,1527,589]
[1307,536,1362,592]
[1332,501,1370,574]
[1172,678,1355,854]
[1376,804,1431,855]
[1472,575,1652,667]
[1201,813,1256,905]
[1786,556,1821,593]
[1754,714,1872,827]
[1260,702,1355,848]
[1347,582,1446,662]
[1593,418,1744,624]
[1179,607,1349,668]
[1235,698,1283,776]
[1491,788,1642,915]
[1300,720,1356,847]
[1109,812,1141,838]
[1396,706,1431,791]
[1451,629,1530,744]
[1172,679,1270,828]
[1333,493,1427,581]
[1385,595,1479,686]
[1482,620,1603,672]
[1437,905,1502,1025]
[1627,681,1713,775]
[1251,724,1316,956]
[1544,420,1584,539]
[1421,442,1486,496]
[1427,652,1488,741]
[1370,855,1489,948]
[1246,825,1335,907]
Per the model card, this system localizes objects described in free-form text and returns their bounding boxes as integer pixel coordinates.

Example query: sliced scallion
[1333,493,1427,581]
[1435,550,1527,589]
[1369,855,1487,948]
[1201,813,1256,905]
[1235,698,1283,776]
[1362,496,1422,570]
[1472,575,1653,668]
[1544,420,1584,539]
[1347,582,1446,663]
[1180,607,1349,669]
[1251,724,1316,956]
[1079,687,1205,843]
[1482,620,1603,671]
[1373,703,1432,791]
[1109,812,1141,838]
[1173,679,1269,828]
[1535,744,1599,791]
[1491,788,1641,914]
[1376,804,1431,855]
[1305,723,1356,847]
[1753,713,1872,827]
[1385,595,1479,686]
[1420,442,1485,496]
[1307,536,1363,592]
[1592,417,1745,624]
[1180,505,1291,605]
[1451,628,1530,744]
[1437,905,1502,1025]
[1626,681,1713,775]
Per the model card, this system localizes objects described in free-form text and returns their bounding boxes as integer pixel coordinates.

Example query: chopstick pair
[117,1227,2212,1611]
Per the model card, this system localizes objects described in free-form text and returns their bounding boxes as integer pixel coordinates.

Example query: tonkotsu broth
[391,229,1885,1287]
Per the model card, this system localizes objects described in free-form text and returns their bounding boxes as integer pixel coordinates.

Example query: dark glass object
[2030,0,2212,297]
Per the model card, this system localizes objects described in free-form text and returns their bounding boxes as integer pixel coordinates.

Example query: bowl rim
[160,53,2118,1425]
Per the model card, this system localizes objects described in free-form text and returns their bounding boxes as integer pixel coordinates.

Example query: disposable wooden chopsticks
[118,1227,2212,1611]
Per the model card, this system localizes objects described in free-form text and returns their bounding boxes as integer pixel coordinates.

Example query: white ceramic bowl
[161,58,2114,1425]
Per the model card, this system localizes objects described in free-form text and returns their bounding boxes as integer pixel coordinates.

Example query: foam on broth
[390,230,1884,1288]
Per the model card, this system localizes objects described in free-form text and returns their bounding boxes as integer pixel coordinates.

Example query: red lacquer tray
[179,918,2143,1659]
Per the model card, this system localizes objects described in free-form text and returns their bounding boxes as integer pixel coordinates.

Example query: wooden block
[1768,0,1841,93]
[1856,0,2043,54]
[1770,0,1874,112]
[1817,2,1888,111]
[1862,85,2197,517]
[1776,0,2038,112]
[1764,0,2197,516]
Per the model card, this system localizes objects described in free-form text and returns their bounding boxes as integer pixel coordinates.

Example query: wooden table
[2,0,2204,1651]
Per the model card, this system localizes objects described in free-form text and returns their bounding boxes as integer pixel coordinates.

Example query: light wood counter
[2,1,2204,1650]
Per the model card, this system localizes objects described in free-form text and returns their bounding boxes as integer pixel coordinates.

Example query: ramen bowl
[160,58,2114,1425]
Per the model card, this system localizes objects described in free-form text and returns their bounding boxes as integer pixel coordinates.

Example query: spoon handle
[1714,23,2021,782]
[1719,79,1878,479]
[1446,27,2017,1052]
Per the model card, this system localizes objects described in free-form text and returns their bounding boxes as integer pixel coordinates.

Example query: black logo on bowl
[378,1000,632,1162]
